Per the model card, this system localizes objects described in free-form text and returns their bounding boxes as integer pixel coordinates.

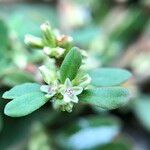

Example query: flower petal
[71,95,79,103]
[60,87,66,95]
[45,93,55,99]
[40,85,50,93]
[40,85,57,96]
[63,94,71,103]
[64,78,72,87]
[72,86,83,95]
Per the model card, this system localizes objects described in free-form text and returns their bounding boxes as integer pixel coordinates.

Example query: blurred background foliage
[0,0,150,150]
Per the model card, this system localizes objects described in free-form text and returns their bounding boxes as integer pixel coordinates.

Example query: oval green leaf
[4,92,48,117]
[60,47,82,83]
[2,83,41,99]
[79,87,130,109]
[88,68,132,86]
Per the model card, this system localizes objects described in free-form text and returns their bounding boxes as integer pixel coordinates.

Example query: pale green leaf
[57,116,120,150]
[4,92,48,117]
[60,47,82,83]
[2,83,40,99]
[134,96,150,131]
[89,68,132,86]
[79,87,130,109]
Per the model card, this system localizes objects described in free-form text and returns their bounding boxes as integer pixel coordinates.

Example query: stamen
[48,86,55,94]
[65,88,74,97]
[48,87,52,93]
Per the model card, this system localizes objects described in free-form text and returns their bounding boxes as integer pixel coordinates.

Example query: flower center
[65,88,74,97]
[48,86,56,94]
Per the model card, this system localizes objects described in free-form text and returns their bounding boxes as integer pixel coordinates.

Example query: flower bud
[39,65,56,84]
[65,102,73,113]
[43,47,65,58]
[40,22,56,47]
[40,22,51,33]
[52,99,65,111]
[78,74,91,88]
[24,34,43,48]
[57,35,73,45]
[52,99,73,113]
[56,35,73,50]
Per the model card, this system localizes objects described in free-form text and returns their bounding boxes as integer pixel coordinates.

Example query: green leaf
[57,115,121,150]
[134,95,150,131]
[4,92,48,117]
[89,68,132,86]
[2,83,40,99]
[60,47,82,83]
[79,87,130,109]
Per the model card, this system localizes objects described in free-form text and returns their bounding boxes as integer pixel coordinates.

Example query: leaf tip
[4,103,13,117]
[2,91,9,99]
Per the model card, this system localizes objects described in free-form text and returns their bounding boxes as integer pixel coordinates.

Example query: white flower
[40,82,58,98]
[60,78,83,103]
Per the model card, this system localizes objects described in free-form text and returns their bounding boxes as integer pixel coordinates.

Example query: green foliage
[60,47,82,83]
[3,83,40,99]
[89,68,132,86]
[2,22,131,116]
[79,87,129,109]
[0,108,54,149]
[57,115,121,149]
[88,0,113,23]
[109,8,149,44]
[4,92,47,117]
[41,22,56,47]
[0,1,149,149]
[134,95,150,131]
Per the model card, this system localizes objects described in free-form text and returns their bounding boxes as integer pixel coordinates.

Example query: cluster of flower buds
[39,66,91,112]
[24,22,73,59]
